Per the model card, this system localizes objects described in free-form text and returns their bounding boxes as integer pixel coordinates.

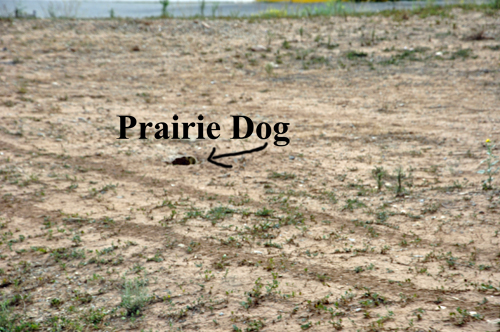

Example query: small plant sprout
[211,2,219,17]
[395,167,406,197]
[478,139,498,190]
[266,31,274,47]
[159,0,170,17]
[265,63,274,77]
[372,166,386,191]
[72,234,82,246]
[200,0,206,17]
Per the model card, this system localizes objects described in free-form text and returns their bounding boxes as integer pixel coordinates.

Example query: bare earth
[1,10,500,332]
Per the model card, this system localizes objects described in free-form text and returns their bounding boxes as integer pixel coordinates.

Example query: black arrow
[207,143,268,168]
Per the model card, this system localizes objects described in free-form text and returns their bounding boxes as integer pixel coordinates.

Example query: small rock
[178,244,185,248]
[251,45,267,52]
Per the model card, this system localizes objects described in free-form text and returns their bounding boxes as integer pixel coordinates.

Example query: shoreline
[1,0,491,18]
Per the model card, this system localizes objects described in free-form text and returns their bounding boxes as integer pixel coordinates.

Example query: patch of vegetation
[450,48,474,60]
[346,51,367,60]
[449,307,483,326]
[256,207,274,217]
[0,301,39,331]
[268,171,296,180]
[380,47,429,65]
[120,278,150,317]
[342,198,366,212]
[205,206,235,222]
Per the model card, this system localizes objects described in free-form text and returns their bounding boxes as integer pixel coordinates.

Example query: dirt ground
[1,9,500,332]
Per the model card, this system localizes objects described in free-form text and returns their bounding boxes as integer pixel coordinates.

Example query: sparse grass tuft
[372,166,386,191]
[120,279,150,317]
[205,206,235,223]
[269,171,296,180]
[342,198,366,212]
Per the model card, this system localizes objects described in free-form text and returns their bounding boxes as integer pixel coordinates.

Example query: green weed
[120,279,150,317]
[478,139,498,190]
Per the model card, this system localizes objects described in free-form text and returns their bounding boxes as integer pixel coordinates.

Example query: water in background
[0,0,489,18]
